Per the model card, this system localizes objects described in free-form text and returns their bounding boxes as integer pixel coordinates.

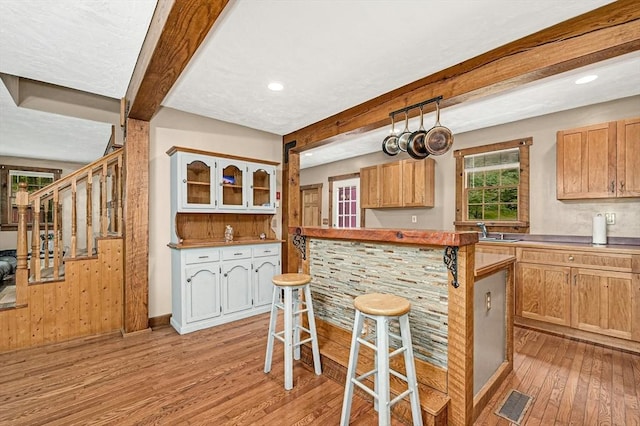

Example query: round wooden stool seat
[354,293,411,317]
[272,273,311,287]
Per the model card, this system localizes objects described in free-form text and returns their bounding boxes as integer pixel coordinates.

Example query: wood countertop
[475,252,516,278]
[289,226,478,247]
[168,239,284,249]
[477,239,640,254]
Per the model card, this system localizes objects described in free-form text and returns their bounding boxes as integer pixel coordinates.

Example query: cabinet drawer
[222,247,252,260]
[184,248,219,265]
[253,244,280,258]
[518,248,632,271]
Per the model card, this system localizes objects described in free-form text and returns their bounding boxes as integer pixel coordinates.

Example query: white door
[222,260,253,314]
[333,177,360,228]
[185,264,221,323]
[253,257,280,307]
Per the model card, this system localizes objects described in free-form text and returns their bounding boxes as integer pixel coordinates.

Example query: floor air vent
[495,389,533,425]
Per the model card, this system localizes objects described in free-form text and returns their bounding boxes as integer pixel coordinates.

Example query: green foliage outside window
[465,149,519,221]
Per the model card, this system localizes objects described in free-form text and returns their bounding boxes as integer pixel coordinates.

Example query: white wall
[301,96,640,237]
[149,107,282,318]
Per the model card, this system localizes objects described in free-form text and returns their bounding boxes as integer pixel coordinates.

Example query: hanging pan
[425,101,454,156]
[382,113,400,156]
[406,105,429,159]
[397,111,411,152]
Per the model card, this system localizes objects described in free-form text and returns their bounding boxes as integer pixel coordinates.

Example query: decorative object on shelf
[383,95,453,158]
[259,232,266,240]
[224,225,234,242]
[222,175,235,185]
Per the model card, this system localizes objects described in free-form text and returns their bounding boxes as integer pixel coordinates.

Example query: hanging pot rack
[388,95,443,119]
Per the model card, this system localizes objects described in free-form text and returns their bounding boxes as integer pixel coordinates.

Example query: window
[454,138,531,233]
[329,174,360,229]
[465,149,519,221]
[0,164,61,230]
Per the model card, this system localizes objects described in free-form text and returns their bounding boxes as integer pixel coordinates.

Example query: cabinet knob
[610,180,615,193]
[620,181,625,192]
[224,273,228,277]
[187,278,191,283]
[183,179,187,183]
[568,255,574,261]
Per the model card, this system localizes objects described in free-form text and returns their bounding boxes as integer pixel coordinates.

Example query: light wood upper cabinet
[617,117,640,197]
[360,165,380,208]
[380,161,403,207]
[402,158,435,207]
[556,117,639,199]
[360,158,435,209]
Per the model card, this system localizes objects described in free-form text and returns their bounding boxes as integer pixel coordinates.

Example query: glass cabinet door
[218,159,246,209]
[250,165,275,210]
[180,153,216,210]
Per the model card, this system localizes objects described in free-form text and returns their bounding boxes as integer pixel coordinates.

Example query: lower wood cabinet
[515,246,639,343]
[572,268,634,340]
[171,243,281,334]
[516,263,571,326]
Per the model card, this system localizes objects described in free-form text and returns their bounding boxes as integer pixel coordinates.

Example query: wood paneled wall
[0,238,123,352]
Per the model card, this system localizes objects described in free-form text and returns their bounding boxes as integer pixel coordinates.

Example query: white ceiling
[2,0,637,168]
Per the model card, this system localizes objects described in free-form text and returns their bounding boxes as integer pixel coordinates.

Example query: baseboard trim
[149,314,172,329]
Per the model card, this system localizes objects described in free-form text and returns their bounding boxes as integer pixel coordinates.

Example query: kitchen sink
[478,237,520,243]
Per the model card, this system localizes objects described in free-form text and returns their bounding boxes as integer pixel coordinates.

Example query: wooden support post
[44,200,50,268]
[116,155,123,235]
[30,197,39,280]
[284,151,301,273]
[15,182,29,305]
[53,188,60,280]
[101,163,108,236]
[87,170,93,257]
[447,244,475,425]
[123,118,150,333]
[71,178,77,258]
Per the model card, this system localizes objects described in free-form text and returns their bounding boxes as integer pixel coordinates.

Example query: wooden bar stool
[264,273,322,390]
[341,293,422,426]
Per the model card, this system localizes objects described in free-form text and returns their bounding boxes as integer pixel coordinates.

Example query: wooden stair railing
[16,148,124,282]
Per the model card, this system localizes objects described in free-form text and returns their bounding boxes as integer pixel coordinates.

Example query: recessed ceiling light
[268,82,284,91]
[575,75,598,85]
[304,152,313,157]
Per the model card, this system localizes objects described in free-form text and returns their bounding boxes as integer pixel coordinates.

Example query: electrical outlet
[486,292,491,310]
[411,215,417,223]
[605,212,616,225]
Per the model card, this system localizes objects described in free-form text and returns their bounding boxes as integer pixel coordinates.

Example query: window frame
[453,137,532,233]
[0,164,62,231]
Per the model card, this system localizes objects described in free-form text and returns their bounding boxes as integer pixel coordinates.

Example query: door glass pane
[186,160,211,205]
[222,164,243,206]
[252,168,270,207]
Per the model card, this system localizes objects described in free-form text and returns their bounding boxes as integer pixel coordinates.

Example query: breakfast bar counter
[289,226,515,425]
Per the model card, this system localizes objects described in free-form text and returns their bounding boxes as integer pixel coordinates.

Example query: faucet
[477,222,488,239]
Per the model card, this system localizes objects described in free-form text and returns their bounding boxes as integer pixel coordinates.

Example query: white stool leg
[264,285,279,373]
[376,316,391,426]
[304,285,322,375]
[399,314,422,426]
[283,286,294,390]
[293,287,301,360]
[340,309,364,426]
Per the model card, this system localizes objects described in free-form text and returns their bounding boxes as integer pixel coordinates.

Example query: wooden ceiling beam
[125,0,229,121]
[283,0,640,150]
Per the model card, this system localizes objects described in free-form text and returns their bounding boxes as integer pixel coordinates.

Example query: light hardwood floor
[1,312,639,425]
